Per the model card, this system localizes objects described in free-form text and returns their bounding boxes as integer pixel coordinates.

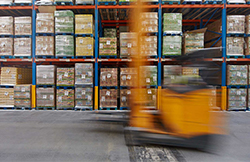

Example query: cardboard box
[120,68,137,87]
[36,36,54,56]
[0,16,13,35]
[120,32,137,58]
[55,10,74,34]
[100,68,118,87]
[75,14,94,34]
[99,89,117,108]
[227,65,248,85]
[228,88,246,110]
[104,28,116,37]
[140,12,158,33]
[14,38,31,56]
[140,66,157,86]
[75,63,93,85]
[14,17,32,35]
[163,13,182,34]
[55,35,74,57]
[227,37,244,56]
[120,89,132,108]
[56,89,74,109]
[36,87,55,107]
[36,13,54,33]
[36,65,56,85]
[14,84,31,107]
[99,37,117,56]
[75,87,93,108]
[57,68,74,86]
[0,38,13,56]
[76,37,94,56]
[227,15,245,34]
[140,36,157,57]
[162,36,181,56]
[1,67,32,85]
[0,88,14,107]
[163,65,182,85]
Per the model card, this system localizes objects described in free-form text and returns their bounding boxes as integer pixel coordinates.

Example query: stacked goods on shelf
[227,0,245,4]
[162,36,181,56]
[0,88,14,107]
[0,0,12,5]
[140,66,157,86]
[35,0,54,5]
[227,37,244,56]
[227,15,245,34]
[140,12,158,33]
[57,68,74,86]
[119,0,136,3]
[36,65,56,85]
[182,67,201,84]
[182,0,202,2]
[246,15,250,34]
[228,88,246,111]
[104,28,116,37]
[1,67,32,85]
[36,36,54,56]
[76,37,94,57]
[75,14,93,35]
[56,89,74,109]
[120,32,137,58]
[36,87,55,108]
[36,13,54,33]
[163,65,182,85]
[98,0,116,2]
[14,38,31,56]
[55,10,74,34]
[99,38,117,57]
[227,65,247,85]
[100,68,118,87]
[14,0,32,3]
[183,28,205,54]
[75,87,92,109]
[120,89,132,108]
[0,16,13,35]
[0,38,13,56]
[142,88,157,108]
[14,17,32,35]
[76,0,94,4]
[14,85,31,108]
[75,63,93,85]
[55,0,73,2]
[140,36,157,57]
[55,35,74,57]
[120,68,137,87]
[163,13,182,34]
[99,89,117,109]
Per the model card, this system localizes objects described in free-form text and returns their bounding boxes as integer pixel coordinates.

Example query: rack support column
[94,0,99,110]
[32,0,36,109]
[157,2,162,110]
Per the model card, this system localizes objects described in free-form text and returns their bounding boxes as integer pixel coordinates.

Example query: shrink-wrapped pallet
[227,37,244,56]
[76,37,94,57]
[0,38,13,56]
[163,65,182,85]
[36,36,54,56]
[142,88,157,108]
[0,0,12,5]
[140,66,157,86]
[75,63,93,85]
[75,87,92,108]
[104,28,116,37]
[56,89,74,109]
[76,0,94,4]
[228,88,246,111]
[120,68,137,87]
[35,0,54,5]
[120,89,132,108]
[227,0,245,4]
[55,0,73,2]
[99,37,117,56]
[227,65,248,85]
[36,87,55,108]
[227,15,245,34]
[163,13,182,34]
[55,35,74,57]
[246,15,250,34]
[57,68,74,86]
[162,36,181,56]
[36,65,56,85]
[55,10,74,34]
[14,0,32,3]
[140,12,158,33]
[183,28,205,54]
[100,68,118,87]
[75,14,93,34]
[0,88,14,107]
[14,17,32,35]
[0,16,13,35]
[36,13,54,33]
[14,84,31,108]
[120,32,137,58]
[140,36,157,57]
[1,67,32,85]
[14,38,31,56]
[99,89,117,108]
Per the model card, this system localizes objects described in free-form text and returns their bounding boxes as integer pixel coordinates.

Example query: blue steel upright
[157,0,162,109]
[94,0,99,110]
[32,0,36,108]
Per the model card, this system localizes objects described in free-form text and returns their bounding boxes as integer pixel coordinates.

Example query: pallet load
[75,87,92,109]
[76,0,94,4]
[163,65,182,85]
[183,28,205,54]
[140,12,158,33]
[99,89,117,109]
[227,15,245,34]
[120,68,137,87]
[57,68,74,86]
[36,65,56,85]
[227,65,247,85]
[163,13,182,34]
[14,0,32,3]
[55,0,73,3]
[35,0,54,5]
[120,89,132,109]
[0,88,14,107]
[0,0,12,5]
[120,32,137,58]
[55,10,74,34]
[246,15,250,34]
[98,0,116,3]
[0,38,13,56]
[36,87,55,108]
[162,36,182,57]
[142,88,157,109]
[140,66,157,86]
[76,37,94,57]
[14,17,32,35]
[100,68,118,87]
[36,36,54,57]
[75,63,93,85]
[75,14,93,35]
[14,85,31,108]
[56,89,74,109]
[228,88,246,111]
[14,38,31,56]
[55,35,74,57]
[99,38,117,57]
[0,16,13,35]
[140,36,157,57]
[1,67,32,85]
[227,0,245,4]
[104,28,116,37]
[227,37,244,56]
[36,13,54,34]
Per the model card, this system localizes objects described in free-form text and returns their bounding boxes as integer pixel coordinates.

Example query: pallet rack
[1,0,250,110]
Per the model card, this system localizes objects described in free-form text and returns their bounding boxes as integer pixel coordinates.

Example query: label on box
[229,23,233,27]
[243,73,247,78]
[100,43,103,49]
[122,96,126,101]
[43,74,47,79]
[88,72,92,76]
[4,92,8,96]
[81,25,85,29]
[107,41,110,45]
[229,45,232,49]
[148,89,152,94]
[236,90,241,95]
[82,90,86,95]
[80,39,83,44]
[50,95,54,100]
[106,91,110,96]
[101,96,105,101]
[18,74,22,79]
[21,88,25,92]
[26,93,30,98]
[153,95,156,100]
[58,96,62,102]
[127,90,131,95]
[102,76,106,81]
[170,45,174,49]
[234,39,238,43]
[87,44,92,49]
[65,91,69,96]
[146,78,150,83]
[122,76,126,80]
[237,72,241,77]
[59,75,62,80]
[127,43,132,48]
[9,95,13,100]
[44,27,47,32]
[241,96,246,101]
[43,95,47,99]
[153,76,157,82]
[64,72,68,77]
[6,69,10,73]
[107,74,111,78]
[20,41,24,46]
[88,95,91,101]
[12,74,15,79]
[127,75,131,80]
[178,20,181,25]
[81,74,86,79]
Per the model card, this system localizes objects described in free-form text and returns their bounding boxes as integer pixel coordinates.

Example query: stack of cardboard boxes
[14,85,31,108]
[183,29,205,54]
[0,17,13,56]
[140,36,157,57]
[1,67,32,85]
[57,68,74,86]
[36,87,55,108]
[140,12,158,33]
[104,28,116,37]
[99,38,117,57]
[120,32,137,58]
[36,65,56,85]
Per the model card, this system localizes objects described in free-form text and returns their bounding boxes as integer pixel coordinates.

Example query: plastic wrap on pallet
[227,15,245,34]
[142,88,157,108]
[75,14,94,35]
[14,0,32,3]
[100,68,118,87]
[227,0,245,3]
[120,68,137,87]
[57,68,74,86]
[163,65,182,85]
[55,10,74,34]
[227,37,244,56]
[76,0,93,4]
[14,38,31,56]
[36,87,55,108]
[120,89,132,108]
[98,0,116,2]
[162,36,181,56]
[75,87,92,108]
[55,35,74,57]
[55,0,73,2]
[227,65,248,85]
[0,0,12,5]
[104,28,116,37]
[35,0,54,5]
[120,32,137,58]
[36,13,54,33]
[76,37,94,57]
[75,63,93,85]
[14,17,32,36]
[228,88,246,110]
[0,16,13,35]
[0,38,13,56]
[183,28,205,54]
[56,89,74,109]
[14,84,31,108]
[140,36,157,57]
[163,13,182,34]
[36,65,56,85]
[140,12,158,33]
[36,36,54,56]
[99,89,117,108]
[140,66,157,86]
[1,67,32,85]
[99,37,117,56]
[0,88,14,107]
